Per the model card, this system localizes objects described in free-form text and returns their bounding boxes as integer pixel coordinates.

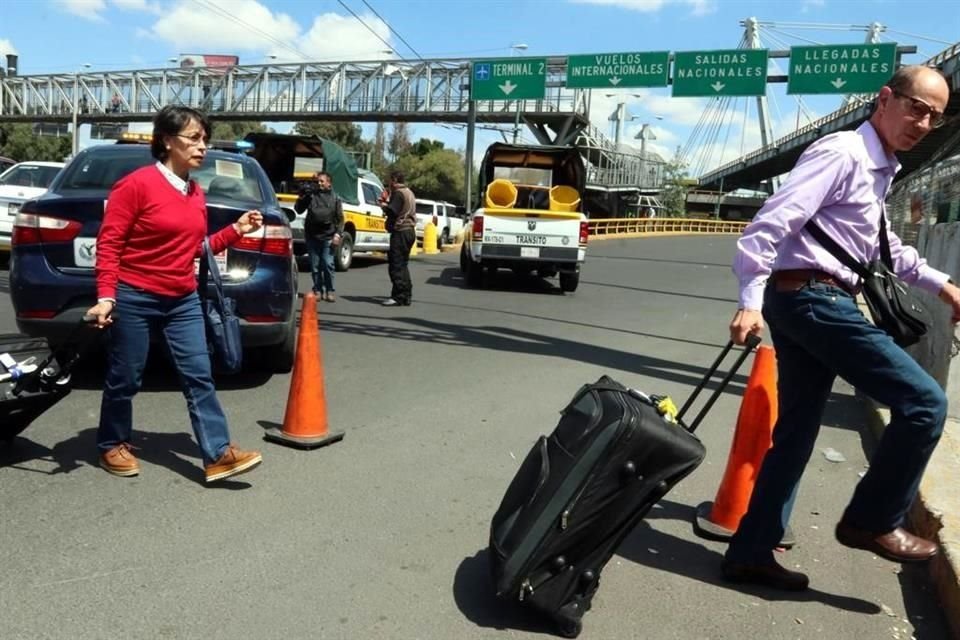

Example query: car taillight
[472,215,484,241]
[234,224,293,256]
[579,221,589,245]
[12,213,83,245]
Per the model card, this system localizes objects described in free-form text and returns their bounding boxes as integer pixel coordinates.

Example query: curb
[859,393,960,639]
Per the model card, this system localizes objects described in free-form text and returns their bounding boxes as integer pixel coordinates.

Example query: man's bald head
[870,65,950,153]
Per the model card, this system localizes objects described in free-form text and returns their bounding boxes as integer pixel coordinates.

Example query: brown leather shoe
[721,558,809,591]
[100,443,140,477]
[325,292,336,302]
[835,521,937,563]
[204,444,262,483]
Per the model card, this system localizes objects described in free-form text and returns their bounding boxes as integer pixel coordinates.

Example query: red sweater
[96,165,240,299]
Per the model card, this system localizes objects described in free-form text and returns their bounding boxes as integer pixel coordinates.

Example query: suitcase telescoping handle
[11,314,107,396]
[676,334,761,433]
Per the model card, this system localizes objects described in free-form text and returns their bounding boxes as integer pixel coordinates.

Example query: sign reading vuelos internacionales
[787,43,897,95]
[566,52,670,89]
[672,49,768,97]
[470,58,547,100]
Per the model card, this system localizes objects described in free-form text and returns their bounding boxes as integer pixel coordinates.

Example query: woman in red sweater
[85,105,263,484]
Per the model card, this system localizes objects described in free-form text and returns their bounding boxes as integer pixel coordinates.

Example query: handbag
[199,239,243,373]
[804,216,928,347]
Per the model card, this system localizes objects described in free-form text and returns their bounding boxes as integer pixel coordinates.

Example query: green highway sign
[566,52,670,89]
[672,49,768,97]
[470,58,547,100]
[788,43,896,95]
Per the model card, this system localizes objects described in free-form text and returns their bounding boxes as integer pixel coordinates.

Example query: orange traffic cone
[693,345,794,547]
[264,292,344,450]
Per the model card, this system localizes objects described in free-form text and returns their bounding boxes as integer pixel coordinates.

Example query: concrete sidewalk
[863,400,960,639]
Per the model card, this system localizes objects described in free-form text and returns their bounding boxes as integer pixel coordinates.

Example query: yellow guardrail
[588,217,749,237]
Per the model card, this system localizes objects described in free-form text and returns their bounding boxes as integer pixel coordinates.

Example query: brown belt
[770,269,857,296]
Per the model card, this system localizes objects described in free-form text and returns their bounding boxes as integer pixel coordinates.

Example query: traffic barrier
[693,345,794,546]
[588,217,748,237]
[549,185,581,212]
[264,292,344,450]
[422,222,440,254]
[485,179,518,209]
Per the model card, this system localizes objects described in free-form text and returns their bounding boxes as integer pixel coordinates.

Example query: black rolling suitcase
[0,322,99,443]
[489,337,760,637]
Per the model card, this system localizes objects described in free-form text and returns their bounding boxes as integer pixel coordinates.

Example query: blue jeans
[726,281,947,564]
[96,283,232,465]
[306,235,335,294]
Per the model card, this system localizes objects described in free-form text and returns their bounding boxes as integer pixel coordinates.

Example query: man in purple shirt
[724,65,959,591]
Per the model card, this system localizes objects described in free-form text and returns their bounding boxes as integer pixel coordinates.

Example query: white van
[414,198,464,248]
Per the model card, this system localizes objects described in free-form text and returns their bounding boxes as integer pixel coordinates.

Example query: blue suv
[9,143,299,372]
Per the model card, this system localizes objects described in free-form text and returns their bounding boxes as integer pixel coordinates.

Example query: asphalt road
[0,236,949,640]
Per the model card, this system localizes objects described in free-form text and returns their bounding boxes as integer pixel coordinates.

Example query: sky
[1,0,957,174]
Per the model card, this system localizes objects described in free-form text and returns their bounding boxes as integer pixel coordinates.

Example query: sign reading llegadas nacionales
[566,52,670,89]
[672,49,768,97]
[787,43,897,95]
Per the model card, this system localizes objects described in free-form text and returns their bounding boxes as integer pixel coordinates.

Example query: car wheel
[335,232,354,272]
[559,271,580,293]
[441,228,451,246]
[459,243,468,274]
[259,318,296,373]
[464,247,483,287]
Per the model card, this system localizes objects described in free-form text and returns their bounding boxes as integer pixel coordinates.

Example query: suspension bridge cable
[884,29,954,46]
[360,0,425,60]
[766,27,825,47]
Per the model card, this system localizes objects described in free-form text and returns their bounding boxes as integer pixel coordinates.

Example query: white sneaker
[382,298,400,306]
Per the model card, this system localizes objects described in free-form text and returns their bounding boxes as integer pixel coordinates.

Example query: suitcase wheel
[557,618,582,638]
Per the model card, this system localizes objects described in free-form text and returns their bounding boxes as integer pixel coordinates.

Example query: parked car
[0,161,66,254]
[460,143,588,292]
[414,198,464,248]
[241,133,388,271]
[9,144,299,372]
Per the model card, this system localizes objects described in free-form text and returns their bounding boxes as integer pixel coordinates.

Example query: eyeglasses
[892,90,946,129]
[174,133,209,146]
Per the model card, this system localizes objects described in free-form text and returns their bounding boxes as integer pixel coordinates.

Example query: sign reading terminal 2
[470,58,547,100]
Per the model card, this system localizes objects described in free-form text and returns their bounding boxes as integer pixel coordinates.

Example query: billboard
[178,54,239,70]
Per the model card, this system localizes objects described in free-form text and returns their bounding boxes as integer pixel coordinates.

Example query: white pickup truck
[414,198,465,248]
[459,144,588,292]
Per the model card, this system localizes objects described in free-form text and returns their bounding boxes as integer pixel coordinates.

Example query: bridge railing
[588,217,748,236]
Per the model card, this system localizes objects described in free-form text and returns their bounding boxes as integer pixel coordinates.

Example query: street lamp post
[510,43,529,143]
[605,92,642,147]
[634,116,663,189]
[71,63,92,157]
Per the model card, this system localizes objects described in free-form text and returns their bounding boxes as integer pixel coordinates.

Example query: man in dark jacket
[379,171,417,306]
[295,171,344,302]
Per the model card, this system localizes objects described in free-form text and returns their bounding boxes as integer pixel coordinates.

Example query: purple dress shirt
[734,121,949,310]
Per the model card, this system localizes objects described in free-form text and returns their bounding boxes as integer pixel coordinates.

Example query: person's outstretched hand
[235,210,263,235]
[729,308,764,345]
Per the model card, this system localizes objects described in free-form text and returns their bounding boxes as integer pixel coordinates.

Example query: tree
[210,120,268,141]
[394,147,465,204]
[387,122,411,160]
[659,155,692,218]
[294,121,366,149]
[409,137,444,157]
[0,123,72,163]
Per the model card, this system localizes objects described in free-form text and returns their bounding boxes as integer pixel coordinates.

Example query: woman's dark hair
[151,105,212,161]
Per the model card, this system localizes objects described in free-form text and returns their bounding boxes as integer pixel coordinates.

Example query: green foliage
[293,121,367,150]
[659,155,692,218]
[210,120,268,142]
[0,124,72,163]
[409,138,445,157]
[394,147,464,204]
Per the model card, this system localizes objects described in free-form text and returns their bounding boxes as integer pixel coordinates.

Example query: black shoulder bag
[804,216,928,347]
[199,239,243,373]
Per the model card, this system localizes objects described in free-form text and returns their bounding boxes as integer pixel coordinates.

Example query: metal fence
[588,217,747,236]
[887,156,960,247]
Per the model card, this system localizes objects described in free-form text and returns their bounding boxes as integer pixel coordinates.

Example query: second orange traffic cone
[264,292,344,450]
[693,344,794,547]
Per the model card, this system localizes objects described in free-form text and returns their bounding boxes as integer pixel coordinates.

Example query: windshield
[0,164,62,189]
[58,149,263,205]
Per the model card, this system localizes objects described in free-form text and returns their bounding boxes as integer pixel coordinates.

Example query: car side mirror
[281,206,296,222]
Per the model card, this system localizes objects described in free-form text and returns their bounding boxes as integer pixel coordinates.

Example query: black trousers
[387,228,415,304]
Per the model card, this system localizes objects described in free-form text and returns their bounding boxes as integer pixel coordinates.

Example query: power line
[191,0,308,62]
[360,0,424,61]
[336,0,395,57]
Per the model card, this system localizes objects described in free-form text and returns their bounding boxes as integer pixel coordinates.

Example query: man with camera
[295,171,344,302]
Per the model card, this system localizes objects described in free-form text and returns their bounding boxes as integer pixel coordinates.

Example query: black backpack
[306,192,338,231]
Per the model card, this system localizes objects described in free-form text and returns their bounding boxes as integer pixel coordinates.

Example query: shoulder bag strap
[200,238,228,313]
[877,204,894,269]
[802,219,870,279]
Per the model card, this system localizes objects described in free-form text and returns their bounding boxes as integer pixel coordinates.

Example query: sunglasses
[892,90,946,129]
[174,133,210,146]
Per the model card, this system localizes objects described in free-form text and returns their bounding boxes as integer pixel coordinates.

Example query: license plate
[195,251,228,275]
[73,237,98,267]
[7,203,19,216]
[520,247,540,258]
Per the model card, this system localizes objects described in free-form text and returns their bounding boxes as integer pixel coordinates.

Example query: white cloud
[54,0,108,22]
[572,0,716,16]
[111,0,162,14]
[147,1,393,63]
[0,39,18,58]
[801,0,826,12]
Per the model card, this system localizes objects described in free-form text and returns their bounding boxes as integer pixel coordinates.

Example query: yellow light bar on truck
[117,132,153,144]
